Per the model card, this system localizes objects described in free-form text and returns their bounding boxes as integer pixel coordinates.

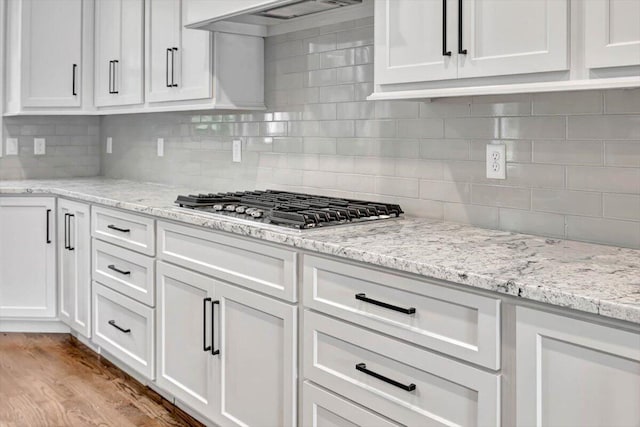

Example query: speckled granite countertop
[2,178,639,325]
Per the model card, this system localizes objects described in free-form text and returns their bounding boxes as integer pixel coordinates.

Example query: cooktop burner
[175,190,403,229]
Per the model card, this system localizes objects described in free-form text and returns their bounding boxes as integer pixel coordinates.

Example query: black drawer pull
[107,264,130,276]
[356,363,416,392]
[107,224,130,233]
[46,209,52,244]
[67,214,75,251]
[442,0,451,56]
[108,320,131,334]
[355,293,416,315]
[458,0,467,54]
[203,297,212,352]
[211,300,220,356]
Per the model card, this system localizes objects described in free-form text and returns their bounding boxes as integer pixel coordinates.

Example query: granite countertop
[2,178,639,325]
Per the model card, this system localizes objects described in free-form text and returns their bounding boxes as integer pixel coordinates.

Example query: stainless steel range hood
[185,0,367,34]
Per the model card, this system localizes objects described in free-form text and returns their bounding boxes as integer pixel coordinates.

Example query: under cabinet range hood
[185,0,367,33]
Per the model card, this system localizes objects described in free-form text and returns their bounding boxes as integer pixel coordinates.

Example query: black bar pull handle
[203,297,212,352]
[211,300,220,355]
[108,320,131,334]
[72,64,78,95]
[355,293,416,315]
[442,0,451,56]
[171,47,179,87]
[107,224,130,233]
[108,61,112,94]
[107,264,130,276]
[112,60,119,94]
[46,209,52,244]
[356,363,416,392]
[67,214,75,251]
[166,48,171,87]
[64,213,69,249]
[458,0,467,54]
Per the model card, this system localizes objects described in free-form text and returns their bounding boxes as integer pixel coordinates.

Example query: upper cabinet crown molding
[370,0,640,100]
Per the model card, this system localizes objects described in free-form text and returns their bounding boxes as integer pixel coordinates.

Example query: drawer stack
[302,255,502,426]
[91,206,156,379]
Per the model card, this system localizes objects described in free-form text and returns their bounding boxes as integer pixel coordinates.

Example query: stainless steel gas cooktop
[174,190,403,230]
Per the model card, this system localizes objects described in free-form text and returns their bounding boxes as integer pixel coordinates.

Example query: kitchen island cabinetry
[0,197,56,323]
[58,199,91,338]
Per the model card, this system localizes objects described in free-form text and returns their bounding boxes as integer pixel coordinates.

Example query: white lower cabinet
[516,307,640,427]
[58,199,91,338]
[0,197,56,320]
[303,382,401,427]
[304,310,500,427]
[156,261,297,426]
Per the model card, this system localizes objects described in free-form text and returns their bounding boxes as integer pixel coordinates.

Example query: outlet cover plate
[6,138,18,156]
[157,138,164,157]
[106,137,113,154]
[486,143,506,179]
[232,139,242,163]
[34,138,46,155]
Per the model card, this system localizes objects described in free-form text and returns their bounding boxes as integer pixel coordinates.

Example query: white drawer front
[92,206,155,255]
[304,311,500,427]
[93,282,154,379]
[303,381,402,427]
[92,239,155,306]
[157,221,297,302]
[303,255,501,369]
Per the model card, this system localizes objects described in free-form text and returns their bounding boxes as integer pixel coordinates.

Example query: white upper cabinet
[375,0,458,84]
[5,0,83,111]
[585,0,640,69]
[94,0,144,107]
[146,0,212,103]
[458,0,568,78]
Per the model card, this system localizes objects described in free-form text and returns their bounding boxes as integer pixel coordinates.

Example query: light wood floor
[0,333,204,427]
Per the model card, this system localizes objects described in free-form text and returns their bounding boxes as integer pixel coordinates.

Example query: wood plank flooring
[0,333,204,427]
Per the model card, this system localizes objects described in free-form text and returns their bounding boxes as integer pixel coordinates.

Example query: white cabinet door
[58,199,91,338]
[95,0,144,107]
[375,0,458,84]
[215,281,297,427]
[20,0,82,107]
[155,262,218,422]
[458,0,568,78]
[0,197,56,318]
[585,0,640,69]
[146,0,211,103]
[516,307,640,427]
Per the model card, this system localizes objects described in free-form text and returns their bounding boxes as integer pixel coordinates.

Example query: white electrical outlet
[232,139,242,163]
[486,143,506,179]
[0,137,3,158]
[6,138,18,156]
[157,138,164,157]
[106,137,113,154]
[34,138,46,155]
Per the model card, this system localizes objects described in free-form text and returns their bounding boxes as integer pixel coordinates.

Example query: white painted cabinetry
[585,0,640,69]
[156,260,297,427]
[4,0,88,113]
[516,307,640,426]
[0,197,56,320]
[94,0,144,107]
[58,199,91,338]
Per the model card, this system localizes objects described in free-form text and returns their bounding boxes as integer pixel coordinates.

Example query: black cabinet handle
[112,60,119,94]
[67,214,75,251]
[72,64,78,95]
[166,48,171,87]
[64,213,69,249]
[108,60,113,94]
[107,264,130,276]
[355,363,416,392]
[108,320,131,334]
[46,209,52,244]
[171,47,178,87]
[355,293,416,315]
[107,224,130,233]
[211,300,220,355]
[203,297,212,352]
[442,0,451,56]
[458,0,467,54]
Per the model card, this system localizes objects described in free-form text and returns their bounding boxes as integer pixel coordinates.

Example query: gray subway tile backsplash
[4,20,638,248]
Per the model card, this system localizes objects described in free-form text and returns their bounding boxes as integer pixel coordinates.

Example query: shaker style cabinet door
[374,0,458,84]
[19,0,83,107]
[458,0,569,78]
[516,307,640,427]
[146,0,211,103]
[0,197,56,319]
[585,0,640,69]
[94,0,144,107]
[58,199,91,338]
